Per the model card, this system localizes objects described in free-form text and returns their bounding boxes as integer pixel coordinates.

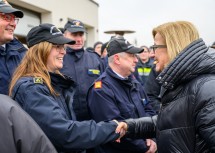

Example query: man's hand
[145,139,157,153]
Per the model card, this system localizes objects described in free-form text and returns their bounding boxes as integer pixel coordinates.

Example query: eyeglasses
[142,50,150,53]
[0,13,19,24]
[150,45,167,53]
[52,45,65,52]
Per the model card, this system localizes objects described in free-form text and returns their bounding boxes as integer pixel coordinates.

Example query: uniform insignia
[75,21,80,26]
[94,81,102,89]
[33,77,43,84]
[88,69,100,75]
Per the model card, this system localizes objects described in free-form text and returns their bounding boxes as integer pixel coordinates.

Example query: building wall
[7,0,99,47]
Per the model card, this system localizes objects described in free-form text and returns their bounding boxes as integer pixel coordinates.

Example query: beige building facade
[7,0,99,47]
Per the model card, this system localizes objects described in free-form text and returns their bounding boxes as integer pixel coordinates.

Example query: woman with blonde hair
[9,23,122,153]
[116,21,215,152]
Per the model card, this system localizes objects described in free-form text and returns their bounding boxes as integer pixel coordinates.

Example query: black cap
[107,37,144,57]
[0,0,24,18]
[26,23,76,48]
[64,19,86,33]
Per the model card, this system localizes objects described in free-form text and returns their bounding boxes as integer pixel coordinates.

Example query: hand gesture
[115,121,128,142]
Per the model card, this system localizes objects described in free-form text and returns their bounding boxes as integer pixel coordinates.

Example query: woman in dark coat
[116,21,215,153]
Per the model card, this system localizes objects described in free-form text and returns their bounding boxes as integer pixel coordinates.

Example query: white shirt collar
[112,69,128,79]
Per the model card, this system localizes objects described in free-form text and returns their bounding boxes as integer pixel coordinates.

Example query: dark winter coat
[0,94,57,153]
[12,73,119,153]
[60,47,104,121]
[0,38,27,95]
[87,67,155,153]
[125,39,215,153]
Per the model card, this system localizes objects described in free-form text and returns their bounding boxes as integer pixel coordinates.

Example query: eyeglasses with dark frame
[52,44,65,52]
[150,45,167,53]
[0,13,19,24]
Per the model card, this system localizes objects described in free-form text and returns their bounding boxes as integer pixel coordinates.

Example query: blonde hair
[9,41,62,96]
[152,21,199,62]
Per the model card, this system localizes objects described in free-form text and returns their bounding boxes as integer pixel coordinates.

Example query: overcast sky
[97,0,215,47]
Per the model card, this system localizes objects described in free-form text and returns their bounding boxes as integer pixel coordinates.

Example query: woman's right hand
[115,122,128,142]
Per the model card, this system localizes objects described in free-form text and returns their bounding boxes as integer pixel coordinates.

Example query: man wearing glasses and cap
[0,0,27,95]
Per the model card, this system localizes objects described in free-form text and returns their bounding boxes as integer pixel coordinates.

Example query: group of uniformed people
[2,1,215,153]
[0,1,157,153]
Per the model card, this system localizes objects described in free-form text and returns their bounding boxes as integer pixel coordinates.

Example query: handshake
[114,115,157,141]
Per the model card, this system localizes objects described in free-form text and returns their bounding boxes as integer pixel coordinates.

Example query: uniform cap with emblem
[26,23,76,48]
[0,0,23,18]
[106,36,144,57]
[64,19,86,33]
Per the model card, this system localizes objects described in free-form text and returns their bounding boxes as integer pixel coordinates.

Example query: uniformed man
[87,36,157,153]
[134,45,154,86]
[0,0,27,95]
[61,19,104,121]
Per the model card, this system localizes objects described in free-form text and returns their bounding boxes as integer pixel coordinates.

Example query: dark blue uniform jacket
[87,67,155,153]
[0,38,27,95]
[11,72,119,153]
[60,47,104,121]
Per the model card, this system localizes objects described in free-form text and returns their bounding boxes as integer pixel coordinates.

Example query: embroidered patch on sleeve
[94,81,102,89]
[33,77,43,84]
[88,69,100,75]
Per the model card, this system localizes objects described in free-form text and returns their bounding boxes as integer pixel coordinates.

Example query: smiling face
[153,33,170,72]
[64,31,84,50]
[0,13,18,44]
[47,45,66,72]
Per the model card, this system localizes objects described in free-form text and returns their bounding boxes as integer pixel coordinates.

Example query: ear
[114,54,121,65]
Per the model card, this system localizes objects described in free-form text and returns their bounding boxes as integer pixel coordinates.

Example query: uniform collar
[112,69,128,79]
[50,72,76,89]
[66,47,84,59]
[106,67,138,87]
[0,45,6,56]
[0,38,26,57]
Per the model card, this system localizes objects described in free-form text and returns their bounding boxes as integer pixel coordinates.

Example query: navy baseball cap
[107,36,144,57]
[26,23,76,48]
[0,0,23,18]
[64,19,86,33]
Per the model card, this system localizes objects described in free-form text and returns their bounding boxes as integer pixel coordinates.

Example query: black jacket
[0,94,57,153]
[126,39,215,153]
[144,66,161,114]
